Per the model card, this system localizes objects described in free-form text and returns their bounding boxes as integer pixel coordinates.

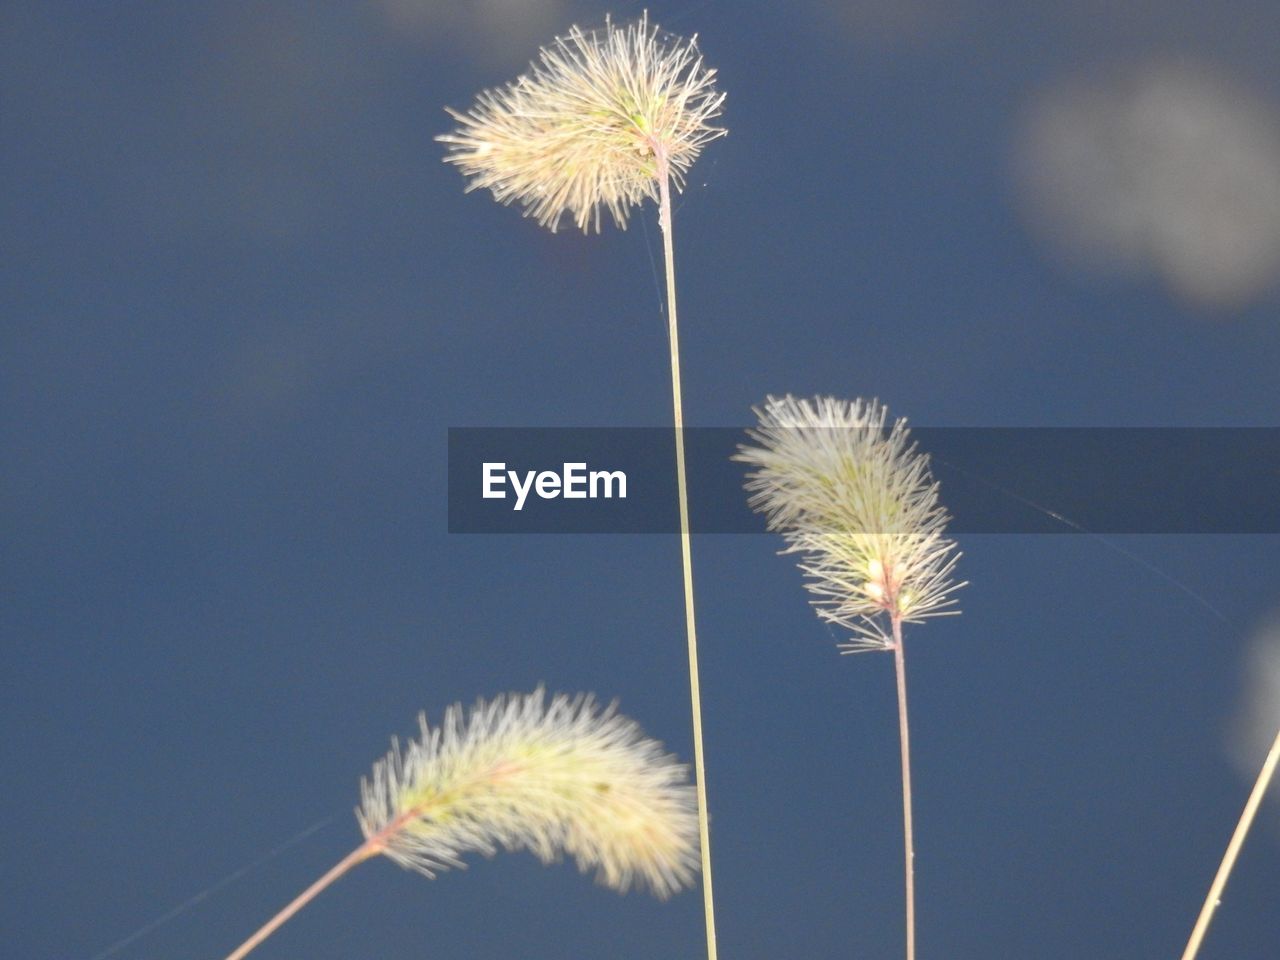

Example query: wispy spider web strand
[85,816,335,960]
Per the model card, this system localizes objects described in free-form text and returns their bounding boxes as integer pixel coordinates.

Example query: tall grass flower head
[736,395,964,651]
[438,14,726,956]
[437,12,726,233]
[738,396,962,960]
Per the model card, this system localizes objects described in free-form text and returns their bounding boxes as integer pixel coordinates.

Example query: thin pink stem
[891,615,916,960]
[222,842,375,960]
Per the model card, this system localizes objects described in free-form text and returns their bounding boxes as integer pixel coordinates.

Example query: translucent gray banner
[447,428,1280,533]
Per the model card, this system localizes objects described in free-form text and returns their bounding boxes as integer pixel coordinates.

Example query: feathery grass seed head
[437,13,725,233]
[356,688,699,898]
[736,395,964,651]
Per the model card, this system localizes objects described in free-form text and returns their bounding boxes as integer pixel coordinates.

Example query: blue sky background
[4,2,1280,958]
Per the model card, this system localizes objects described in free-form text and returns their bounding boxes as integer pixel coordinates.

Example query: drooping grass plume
[736,395,964,960]
[221,688,698,960]
[439,15,725,957]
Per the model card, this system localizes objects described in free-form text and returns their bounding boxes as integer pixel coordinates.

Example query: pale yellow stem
[654,146,717,960]
[1180,725,1280,960]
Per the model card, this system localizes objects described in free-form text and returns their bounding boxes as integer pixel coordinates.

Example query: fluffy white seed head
[736,395,964,651]
[356,688,699,898]
[437,13,726,233]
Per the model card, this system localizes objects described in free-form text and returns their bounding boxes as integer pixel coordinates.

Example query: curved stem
[891,616,916,960]
[1181,725,1280,960]
[654,149,717,960]
[222,842,375,960]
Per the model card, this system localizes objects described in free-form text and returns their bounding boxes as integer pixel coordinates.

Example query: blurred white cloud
[1230,616,1280,824]
[1013,60,1280,311]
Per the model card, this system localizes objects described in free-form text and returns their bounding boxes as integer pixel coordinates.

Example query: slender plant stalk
[223,842,374,960]
[1180,724,1280,960]
[654,144,717,960]
[738,400,960,960]
[891,615,916,960]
